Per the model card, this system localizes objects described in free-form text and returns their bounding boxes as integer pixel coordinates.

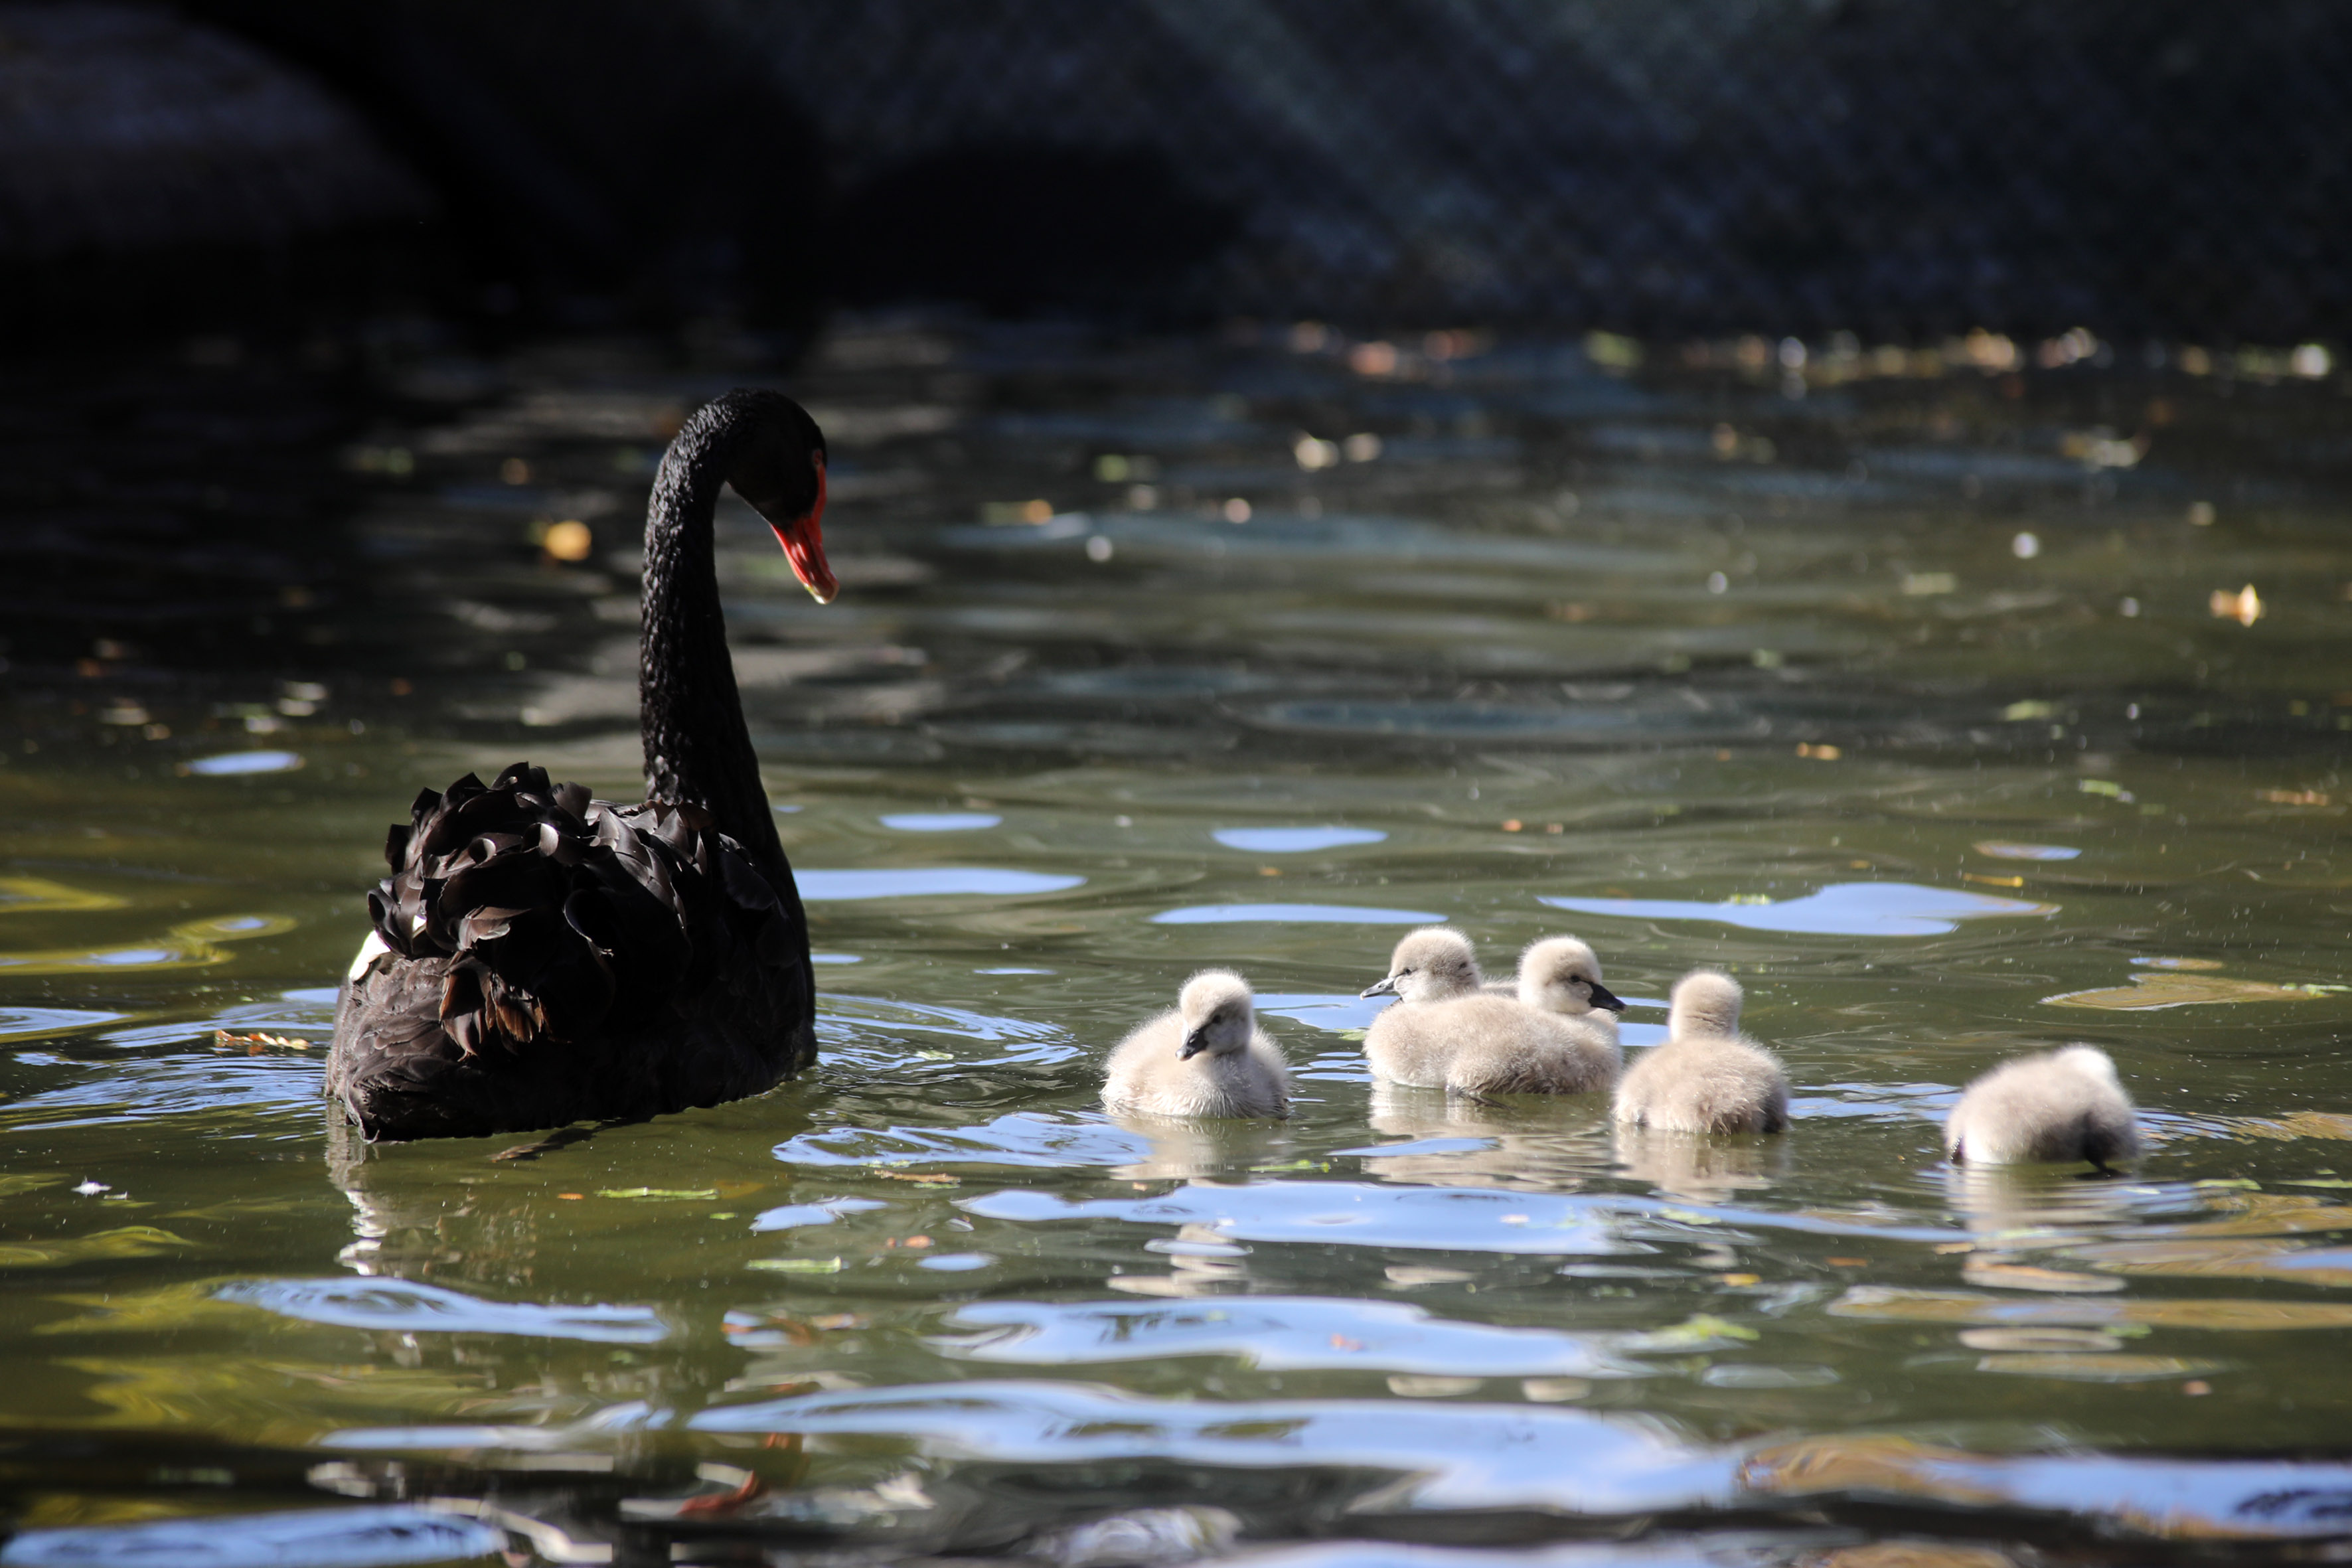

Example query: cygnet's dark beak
[1179,1029,1209,1059]
[1360,975,1402,1000]
[1587,980,1626,1013]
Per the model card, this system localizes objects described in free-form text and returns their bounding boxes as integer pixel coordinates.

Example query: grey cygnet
[1360,927,1624,1096]
[1944,1044,2139,1171]
[1102,969,1291,1119]
[1613,969,1790,1135]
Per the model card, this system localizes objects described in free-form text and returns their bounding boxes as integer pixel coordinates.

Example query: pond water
[2,319,2351,1565]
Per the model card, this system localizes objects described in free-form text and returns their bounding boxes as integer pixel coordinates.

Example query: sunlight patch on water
[217,1277,668,1344]
[1154,903,1443,925]
[800,868,1083,899]
[1543,882,2053,937]
[882,813,1002,831]
[1212,827,1387,852]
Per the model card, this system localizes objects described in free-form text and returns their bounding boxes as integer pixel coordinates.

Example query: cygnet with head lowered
[1361,927,1624,1096]
[1944,1045,2139,1172]
[1102,969,1290,1119]
[1613,969,1789,1135]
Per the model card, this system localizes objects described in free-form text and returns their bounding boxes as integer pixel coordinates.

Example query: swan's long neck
[640,402,787,874]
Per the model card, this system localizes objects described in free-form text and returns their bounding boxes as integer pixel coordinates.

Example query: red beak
[768,463,836,604]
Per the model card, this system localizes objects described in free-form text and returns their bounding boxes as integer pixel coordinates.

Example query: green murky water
[3,321,2351,1564]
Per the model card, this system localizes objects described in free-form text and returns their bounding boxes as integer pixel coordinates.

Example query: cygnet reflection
[1613,969,1790,1135]
[1613,1123,1791,1203]
[1359,1081,1612,1192]
[1942,1160,2139,1243]
[1944,1044,2140,1172]
[1940,1161,2142,1296]
[1106,1221,1251,1298]
[1102,969,1290,1119]
[1360,927,1622,1097]
[1105,1113,1293,1182]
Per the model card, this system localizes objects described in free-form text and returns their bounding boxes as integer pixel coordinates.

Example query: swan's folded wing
[360,765,803,1067]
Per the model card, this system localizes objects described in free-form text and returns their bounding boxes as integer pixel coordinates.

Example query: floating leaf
[2069,1237,2352,1287]
[747,1257,844,1274]
[2132,1192,2351,1239]
[1974,1353,2215,1381]
[1627,1313,1759,1350]
[2047,973,2330,1010]
[2222,1113,2352,1143]
[1960,1261,2124,1293]
[1957,1327,2123,1352]
[1831,1285,2352,1330]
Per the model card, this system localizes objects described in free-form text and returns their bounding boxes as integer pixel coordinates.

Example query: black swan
[329,389,832,1140]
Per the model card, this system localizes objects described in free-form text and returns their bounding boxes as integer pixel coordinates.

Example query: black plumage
[329,390,830,1139]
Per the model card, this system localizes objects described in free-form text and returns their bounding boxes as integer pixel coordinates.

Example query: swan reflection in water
[1358,1082,1613,1193]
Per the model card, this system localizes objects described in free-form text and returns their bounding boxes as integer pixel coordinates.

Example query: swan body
[329,390,834,1140]
[1102,969,1290,1119]
[1361,927,1622,1096]
[1614,969,1789,1135]
[1944,1045,2139,1170]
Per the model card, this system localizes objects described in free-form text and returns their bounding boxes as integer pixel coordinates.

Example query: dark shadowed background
[5,0,2349,339]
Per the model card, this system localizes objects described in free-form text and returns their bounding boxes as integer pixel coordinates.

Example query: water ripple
[216,1277,668,1344]
[777,1111,1154,1170]
[0,1505,501,1568]
[690,1378,1726,1514]
[938,1295,1638,1376]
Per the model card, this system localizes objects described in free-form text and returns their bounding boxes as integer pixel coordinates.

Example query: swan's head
[722,390,835,604]
[1668,969,1743,1038]
[1362,926,1480,1002]
[1518,936,1624,1014]
[1178,969,1256,1059]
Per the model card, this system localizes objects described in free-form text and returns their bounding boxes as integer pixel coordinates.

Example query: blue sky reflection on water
[799,868,1085,900]
[1213,826,1389,852]
[1154,902,1445,925]
[1543,881,2054,937]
